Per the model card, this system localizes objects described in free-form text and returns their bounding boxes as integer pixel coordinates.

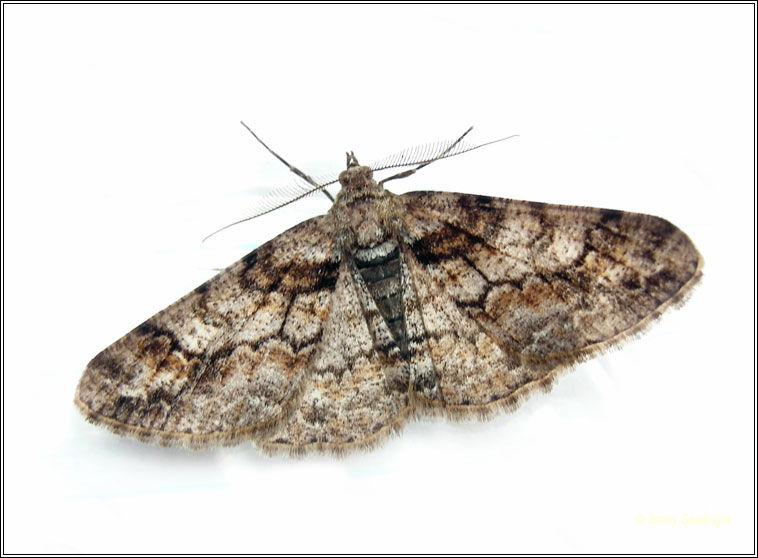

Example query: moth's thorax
[330,167,401,249]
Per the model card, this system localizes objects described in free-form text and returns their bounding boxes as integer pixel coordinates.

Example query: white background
[3,4,754,554]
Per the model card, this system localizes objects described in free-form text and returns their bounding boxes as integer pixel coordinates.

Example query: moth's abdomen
[354,240,408,358]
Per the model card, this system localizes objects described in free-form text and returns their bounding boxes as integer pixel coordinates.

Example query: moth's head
[338,153,376,191]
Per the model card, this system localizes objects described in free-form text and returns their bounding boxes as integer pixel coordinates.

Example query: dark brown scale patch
[135,321,191,358]
[194,281,211,295]
[312,261,340,291]
[89,351,127,379]
[113,395,137,422]
[413,373,437,395]
[650,218,677,247]
[458,193,498,212]
[526,200,547,212]
[411,225,486,266]
[623,276,642,290]
[646,269,679,289]
[600,209,623,223]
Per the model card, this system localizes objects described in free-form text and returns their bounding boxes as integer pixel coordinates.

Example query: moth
[75,126,703,455]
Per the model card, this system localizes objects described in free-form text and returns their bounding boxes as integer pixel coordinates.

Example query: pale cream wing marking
[75,215,341,447]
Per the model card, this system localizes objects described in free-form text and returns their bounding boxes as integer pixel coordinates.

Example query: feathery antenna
[203,123,336,241]
[204,126,518,241]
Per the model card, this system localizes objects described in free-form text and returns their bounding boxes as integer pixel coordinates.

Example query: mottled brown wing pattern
[401,247,529,408]
[260,261,410,454]
[75,215,341,447]
[400,191,702,408]
[75,156,702,455]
